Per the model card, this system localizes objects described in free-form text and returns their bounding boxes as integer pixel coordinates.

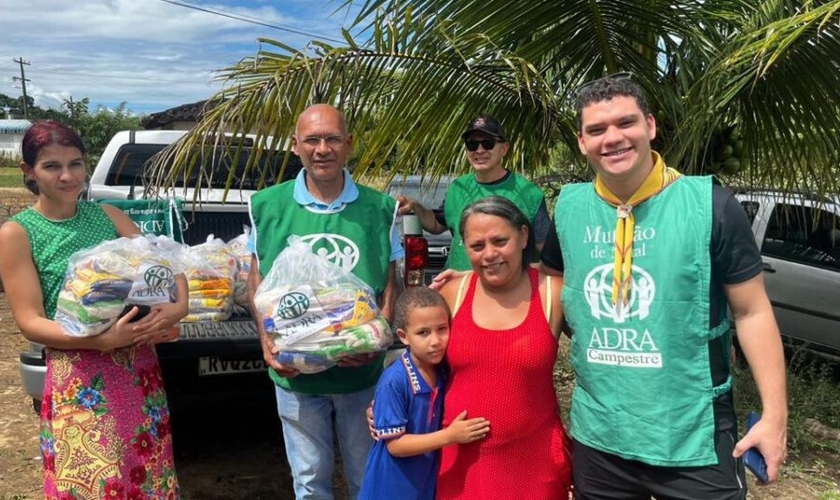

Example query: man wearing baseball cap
[397,114,550,271]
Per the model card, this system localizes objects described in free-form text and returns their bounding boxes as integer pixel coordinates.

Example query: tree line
[1,92,142,165]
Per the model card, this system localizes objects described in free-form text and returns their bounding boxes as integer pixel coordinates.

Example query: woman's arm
[438,276,461,314]
[539,272,565,339]
[100,203,141,237]
[0,221,151,351]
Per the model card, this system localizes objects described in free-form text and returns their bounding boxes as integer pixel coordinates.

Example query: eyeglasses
[300,135,345,148]
[574,71,634,96]
[464,139,497,152]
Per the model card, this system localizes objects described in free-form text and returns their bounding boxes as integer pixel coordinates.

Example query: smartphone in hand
[744,411,770,484]
[118,304,152,323]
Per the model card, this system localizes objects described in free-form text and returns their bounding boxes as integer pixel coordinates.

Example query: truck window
[105,143,302,190]
[762,203,840,271]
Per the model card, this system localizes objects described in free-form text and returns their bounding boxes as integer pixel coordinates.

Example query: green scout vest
[250,180,395,394]
[11,202,118,319]
[443,172,545,271]
[555,176,731,467]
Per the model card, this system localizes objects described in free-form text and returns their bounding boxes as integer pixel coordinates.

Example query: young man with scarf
[540,75,787,499]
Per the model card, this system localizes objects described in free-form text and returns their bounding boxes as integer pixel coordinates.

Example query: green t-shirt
[11,202,118,319]
[443,172,545,270]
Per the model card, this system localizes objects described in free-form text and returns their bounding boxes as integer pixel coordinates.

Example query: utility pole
[13,57,31,120]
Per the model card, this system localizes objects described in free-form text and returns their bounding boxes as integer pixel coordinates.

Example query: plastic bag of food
[55,235,181,337]
[227,226,252,310]
[253,237,393,373]
[180,235,236,322]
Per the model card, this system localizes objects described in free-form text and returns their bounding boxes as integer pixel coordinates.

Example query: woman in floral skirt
[0,120,188,499]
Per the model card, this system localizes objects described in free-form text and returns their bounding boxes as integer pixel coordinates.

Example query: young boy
[359,287,490,500]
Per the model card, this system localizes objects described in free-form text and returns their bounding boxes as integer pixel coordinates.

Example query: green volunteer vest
[11,202,118,319]
[443,172,545,270]
[250,180,395,394]
[555,176,731,467]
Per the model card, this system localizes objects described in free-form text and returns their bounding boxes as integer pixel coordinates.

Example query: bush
[0,155,19,169]
[735,349,840,455]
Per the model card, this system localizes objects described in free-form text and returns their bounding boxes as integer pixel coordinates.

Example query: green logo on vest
[583,263,662,368]
[584,263,655,323]
[277,292,309,319]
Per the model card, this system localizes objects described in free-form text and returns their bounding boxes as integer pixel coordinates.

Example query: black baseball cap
[461,114,506,141]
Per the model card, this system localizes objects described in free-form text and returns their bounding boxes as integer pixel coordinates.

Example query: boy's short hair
[575,75,650,129]
[393,287,451,332]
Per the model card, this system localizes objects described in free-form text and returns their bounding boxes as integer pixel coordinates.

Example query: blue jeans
[275,385,375,500]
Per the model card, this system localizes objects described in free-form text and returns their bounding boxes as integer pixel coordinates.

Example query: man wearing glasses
[397,114,550,271]
[541,74,787,499]
[247,103,402,499]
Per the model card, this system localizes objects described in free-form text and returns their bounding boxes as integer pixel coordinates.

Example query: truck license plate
[199,357,268,376]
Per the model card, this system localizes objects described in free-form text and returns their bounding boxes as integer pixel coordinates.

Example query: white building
[0,119,32,158]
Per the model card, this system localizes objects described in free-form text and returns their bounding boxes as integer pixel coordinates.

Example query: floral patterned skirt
[41,345,179,500]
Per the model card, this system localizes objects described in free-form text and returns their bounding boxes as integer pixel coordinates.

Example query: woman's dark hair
[21,120,86,195]
[458,196,533,269]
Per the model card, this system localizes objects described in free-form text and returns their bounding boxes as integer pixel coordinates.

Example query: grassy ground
[0,168,21,189]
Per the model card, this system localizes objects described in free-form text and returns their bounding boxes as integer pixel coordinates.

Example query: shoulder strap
[453,272,472,315]
[544,274,553,323]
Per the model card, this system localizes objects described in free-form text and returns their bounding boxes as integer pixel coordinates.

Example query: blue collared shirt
[247,169,404,261]
[359,350,445,500]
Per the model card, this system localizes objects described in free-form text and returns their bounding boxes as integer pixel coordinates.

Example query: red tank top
[437,268,572,499]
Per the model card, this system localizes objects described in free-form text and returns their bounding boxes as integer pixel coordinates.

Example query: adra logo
[277,292,309,320]
[131,265,173,298]
[144,265,173,292]
[299,234,360,271]
[583,263,655,324]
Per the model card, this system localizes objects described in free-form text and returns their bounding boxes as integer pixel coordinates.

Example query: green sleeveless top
[555,176,731,467]
[443,172,545,270]
[11,202,118,319]
[249,181,395,394]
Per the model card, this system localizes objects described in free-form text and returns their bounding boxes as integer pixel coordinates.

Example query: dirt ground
[1,188,839,499]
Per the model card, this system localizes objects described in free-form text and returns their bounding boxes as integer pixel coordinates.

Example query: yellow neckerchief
[594,152,681,306]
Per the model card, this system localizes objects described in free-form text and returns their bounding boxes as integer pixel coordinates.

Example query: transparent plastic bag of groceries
[253,237,393,374]
[54,234,183,337]
[181,235,237,322]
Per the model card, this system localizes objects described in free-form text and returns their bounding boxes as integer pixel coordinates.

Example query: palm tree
[157,0,840,199]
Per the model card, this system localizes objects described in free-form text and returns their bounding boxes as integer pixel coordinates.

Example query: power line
[159,0,346,45]
[28,66,219,86]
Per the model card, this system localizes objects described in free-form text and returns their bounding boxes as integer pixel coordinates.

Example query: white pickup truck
[735,189,840,359]
[19,130,303,411]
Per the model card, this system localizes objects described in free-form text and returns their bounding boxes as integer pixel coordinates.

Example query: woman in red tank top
[437,196,572,499]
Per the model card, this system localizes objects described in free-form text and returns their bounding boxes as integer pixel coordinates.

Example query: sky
[0,0,364,116]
